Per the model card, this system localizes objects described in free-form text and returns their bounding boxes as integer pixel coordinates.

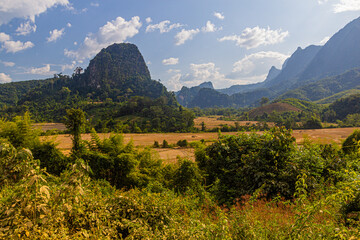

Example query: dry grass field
[42,127,359,163]
[194,116,269,129]
[32,123,66,131]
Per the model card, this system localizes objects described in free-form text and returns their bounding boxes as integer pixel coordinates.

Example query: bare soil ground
[32,123,66,131]
[43,127,359,163]
[194,116,270,129]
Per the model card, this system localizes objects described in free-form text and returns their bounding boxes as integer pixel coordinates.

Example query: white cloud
[179,62,226,87]
[65,4,87,14]
[61,60,76,71]
[47,28,65,42]
[0,32,10,42]
[16,21,36,36]
[218,26,289,49]
[146,20,183,33]
[202,21,221,32]
[0,73,11,83]
[333,0,360,12]
[67,22,72,27]
[0,31,34,53]
[167,69,181,73]
[320,36,330,45]
[1,61,15,67]
[65,16,142,60]
[228,51,288,80]
[29,64,56,75]
[214,12,225,20]
[189,63,225,81]
[162,57,179,65]
[90,2,99,7]
[175,29,200,45]
[318,0,329,4]
[146,17,152,23]
[0,0,69,25]
[2,40,34,53]
[166,73,182,91]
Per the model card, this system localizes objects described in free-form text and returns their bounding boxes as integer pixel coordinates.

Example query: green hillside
[0,43,194,133]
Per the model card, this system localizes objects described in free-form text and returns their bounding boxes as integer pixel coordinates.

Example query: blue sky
[0,0,359,90]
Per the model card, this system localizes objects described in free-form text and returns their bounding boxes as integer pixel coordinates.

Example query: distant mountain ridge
[299,17,360,82]
[264,45,322,90]
[176,16,360,108]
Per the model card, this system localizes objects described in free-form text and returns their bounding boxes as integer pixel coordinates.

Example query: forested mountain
[0,79,53,107]
[177,16,360,108]
[0,43,194,132]
[176,82,214,106]
[279,68,360,101]
[329,93,360,120]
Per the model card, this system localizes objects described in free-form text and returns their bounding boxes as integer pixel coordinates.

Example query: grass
[40,127,360,163]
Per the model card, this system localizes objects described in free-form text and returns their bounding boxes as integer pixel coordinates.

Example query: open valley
[45,126,360,163]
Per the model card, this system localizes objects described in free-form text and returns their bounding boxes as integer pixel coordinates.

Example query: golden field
[42,127,359,163]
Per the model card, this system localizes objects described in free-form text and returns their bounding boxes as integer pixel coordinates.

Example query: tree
[64,108,86,155]
[201,121,206,131]
[196,127,297,204]
[74,67,83,75]
[260,97,269,106]
[303,116,322,129]
[342,130,360,154]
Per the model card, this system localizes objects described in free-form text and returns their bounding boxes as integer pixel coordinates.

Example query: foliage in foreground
[2,115,360,238]
[1,141,360,239]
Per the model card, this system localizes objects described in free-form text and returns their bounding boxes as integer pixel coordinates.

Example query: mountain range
[176,16,360,108]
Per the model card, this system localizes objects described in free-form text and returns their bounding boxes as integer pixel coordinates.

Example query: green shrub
[176,139,188,147]
[196,127,298,204]
[31,141,68,175]
[162,139,169,148]
[303,116,323,129]
[0,112,40,149]
[173,159,203,194]
[153,140,160,148]
[342,130,360,154]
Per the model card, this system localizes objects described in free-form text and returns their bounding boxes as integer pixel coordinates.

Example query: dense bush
[342,129,360,154]
[176,139,188,147]
[30,141,68,175]
[195,127,349,204]
[196,127,298,204]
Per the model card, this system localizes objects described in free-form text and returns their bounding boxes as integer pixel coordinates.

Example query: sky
[0,0,360,91]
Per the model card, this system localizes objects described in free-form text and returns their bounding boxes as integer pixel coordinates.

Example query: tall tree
[64,108,86,155]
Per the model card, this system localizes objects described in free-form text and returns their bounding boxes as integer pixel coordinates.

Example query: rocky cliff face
[83,43,151,89]
[71,43,170,101]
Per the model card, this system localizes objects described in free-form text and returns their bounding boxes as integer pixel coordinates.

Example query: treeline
[1,87,195,133]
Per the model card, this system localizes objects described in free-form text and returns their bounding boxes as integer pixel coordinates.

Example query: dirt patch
[194,116,268,129]
[32,123,67,131]
[155,148,195,164]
